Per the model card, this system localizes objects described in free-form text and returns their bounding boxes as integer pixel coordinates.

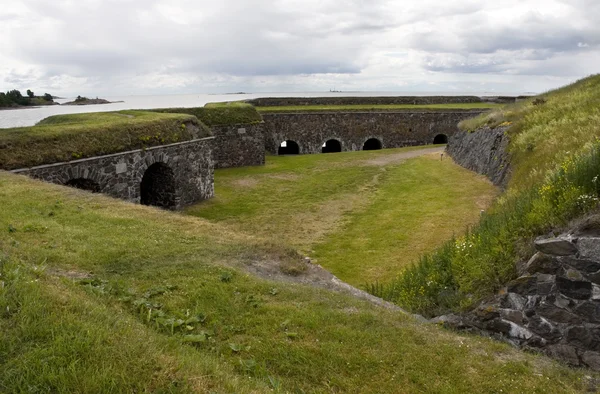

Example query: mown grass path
[188,146,497,285]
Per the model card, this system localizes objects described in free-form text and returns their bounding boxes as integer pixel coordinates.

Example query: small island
[0,89,57,109]
[62,95,116,106]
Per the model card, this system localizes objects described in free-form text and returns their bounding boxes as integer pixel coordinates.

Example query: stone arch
[433,134,448,144]
[321,139,342,153]
[278,140,300,155]
[362,138,382,151]
[140,162,177,209]
[65,178,101,193]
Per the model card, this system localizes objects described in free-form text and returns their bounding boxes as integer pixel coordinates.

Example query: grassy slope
[459,74,600,188]
[257,103,499,113]
[0,171,592,393]
[0,111,210,170]
[187,147,497,285]
[152,102,262,126]
[379,74,600,315]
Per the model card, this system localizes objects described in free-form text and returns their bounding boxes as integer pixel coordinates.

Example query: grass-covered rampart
[370,74,600,316]
[152,102,262,126]
[256,103,499,113]
[0,111,210,170]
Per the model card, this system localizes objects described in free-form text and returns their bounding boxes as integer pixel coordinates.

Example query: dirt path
[363,146,446,166]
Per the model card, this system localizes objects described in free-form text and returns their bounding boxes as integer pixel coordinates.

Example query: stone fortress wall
[12,137,215,210]
[261,111,485,154]
[9,97,500,209]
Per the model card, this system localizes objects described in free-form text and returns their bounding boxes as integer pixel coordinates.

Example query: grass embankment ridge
[255,103,499,113]
[0,111,211,170]
[460,75,600,188]
[152,102,263,126]
[373,74,600,316]
[0,171,593,392]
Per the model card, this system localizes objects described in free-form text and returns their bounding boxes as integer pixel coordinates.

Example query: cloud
[1,0,599,95]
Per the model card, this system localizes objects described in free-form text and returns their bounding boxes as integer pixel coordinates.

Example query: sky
[1,0,599,96]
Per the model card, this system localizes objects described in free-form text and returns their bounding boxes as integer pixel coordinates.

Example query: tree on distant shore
[0,89,55,107]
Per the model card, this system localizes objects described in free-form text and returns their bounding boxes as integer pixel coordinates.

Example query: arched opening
[321,139,342,153]
[140,162,177,209]
[433,134,448,144]
[278,140,300,155]
[362,138,382,151]
[65,178,101,193]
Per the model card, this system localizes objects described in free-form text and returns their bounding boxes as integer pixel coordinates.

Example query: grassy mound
[372,74,600,316]
[0,171,593,392]
[0,111,210,170]
[152,102,262,126]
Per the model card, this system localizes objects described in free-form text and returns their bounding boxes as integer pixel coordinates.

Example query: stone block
[525,253,562,275]
[582,351,600,370]
[537,301,583,324]
[527,316,562,341]
[558,256,600,274]
[574,302,600,323]
[556,276,592,300]
[547,345,580,366]
[500,308,525,325]
[566,326,600,351]
[507,276,538,296]
[534,237,578,256]
[577,237,600,260]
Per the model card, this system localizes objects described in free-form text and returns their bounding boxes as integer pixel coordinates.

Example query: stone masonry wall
[446,126,511,188]
[262,111,485,154]
[210,122,265,168]
[434,215,600,370]
[12,137,215,209]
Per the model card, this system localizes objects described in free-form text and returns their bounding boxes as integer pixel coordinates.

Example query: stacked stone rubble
[434,216,600,370]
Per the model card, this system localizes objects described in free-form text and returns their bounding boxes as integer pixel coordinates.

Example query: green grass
[256,103,499,113]
[0,111,210,170]
[375,74,600,316]
[187,147,497,285]
[0,171,594,393]
[152,102,262,126]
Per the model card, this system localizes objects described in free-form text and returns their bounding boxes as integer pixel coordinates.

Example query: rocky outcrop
[446,126,511,187]
[433,215,600,370]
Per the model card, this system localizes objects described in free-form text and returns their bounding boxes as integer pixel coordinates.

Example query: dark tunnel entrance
[433,134,448,144]
[278,140,300,155]
[140,162,177,209]
[65,178,101,193]
[362,138,382,151]
[321,139,342,153]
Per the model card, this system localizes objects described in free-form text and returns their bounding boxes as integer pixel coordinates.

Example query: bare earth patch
[232,178,259,188]
[363,146,445,166]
